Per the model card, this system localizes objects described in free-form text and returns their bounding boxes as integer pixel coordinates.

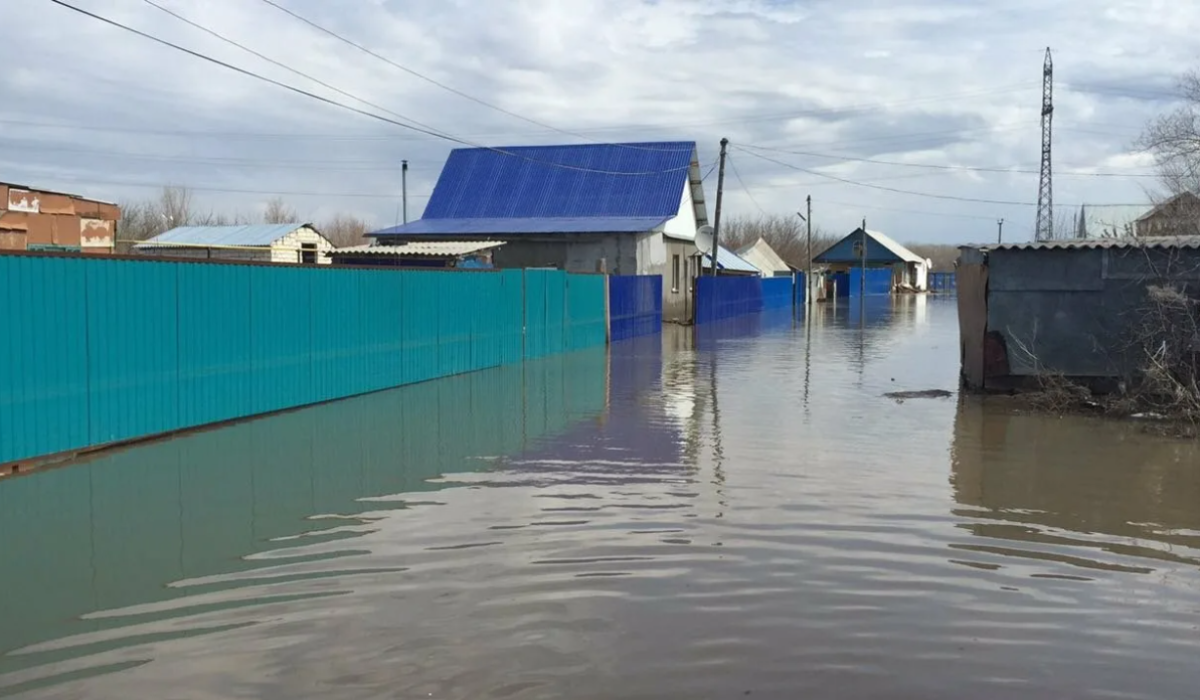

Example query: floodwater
[2,296,1200,700]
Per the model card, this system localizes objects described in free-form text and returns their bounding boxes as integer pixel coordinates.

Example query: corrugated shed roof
[417,141,695,220]
[334,241,505,256]
[736,239,792,273]
[371,216,671,236]
[978,236,1200,252]
[700,245,761,273]
[136,223,311,247]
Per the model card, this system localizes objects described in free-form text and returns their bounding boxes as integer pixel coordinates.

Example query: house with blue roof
[371,141,730,322]
[133,223,334,264]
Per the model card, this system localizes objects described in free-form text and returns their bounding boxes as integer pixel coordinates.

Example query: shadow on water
[951,395,1200,576]
[0,347,619,693]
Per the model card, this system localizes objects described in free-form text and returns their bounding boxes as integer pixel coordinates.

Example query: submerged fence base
[0,254,608,468]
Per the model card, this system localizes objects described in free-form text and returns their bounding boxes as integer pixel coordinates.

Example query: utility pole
[711,138,729,277]
[997,218,1005,244]
[805,195,812,305]
[860,218,867,298]
[401,160,409,225]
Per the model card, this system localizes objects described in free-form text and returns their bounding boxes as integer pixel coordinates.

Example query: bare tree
[159,185,195,228]
[906,244,959,272]
[263,197,298,224]
[320,213,371,248]
[719,214,836,269]
[1138,71,1200,197]
[115,186,197,252]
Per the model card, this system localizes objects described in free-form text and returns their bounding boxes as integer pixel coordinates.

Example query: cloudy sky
[4,0,1197,243]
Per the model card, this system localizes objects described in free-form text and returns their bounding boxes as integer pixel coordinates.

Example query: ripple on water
[2,299,1200,699]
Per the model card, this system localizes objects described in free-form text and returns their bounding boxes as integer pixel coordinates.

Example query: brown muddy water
[2,296,1199,699]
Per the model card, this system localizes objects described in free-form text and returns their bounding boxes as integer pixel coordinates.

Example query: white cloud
[2,0,1198,243]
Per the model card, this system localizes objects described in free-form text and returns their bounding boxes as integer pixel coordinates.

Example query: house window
[671,254,681,293]
[300,243,317,264]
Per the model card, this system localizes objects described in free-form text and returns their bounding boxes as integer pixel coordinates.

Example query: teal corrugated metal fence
[0,255,610,466]
[565,274,608,350]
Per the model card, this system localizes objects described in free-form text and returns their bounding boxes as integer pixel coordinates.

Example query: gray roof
[735,239,792,273]
[973,236,1200,252]
[863,229,926,264]
[701,245,761,273]
[136,223,314,248]
[334,241,505,256]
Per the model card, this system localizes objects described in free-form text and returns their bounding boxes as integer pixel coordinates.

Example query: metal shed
[956,236,1200,392]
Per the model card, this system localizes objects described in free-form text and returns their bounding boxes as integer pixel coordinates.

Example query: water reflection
[951,396,1200,578]
[0,349,613,694]
[4,297,1200,699]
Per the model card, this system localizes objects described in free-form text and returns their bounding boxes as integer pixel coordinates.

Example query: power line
[6,173,431,199]
[253,0,671,152]
[734,145,1151,208]
[816,198,999,221]
[47,0,693,177]
[0,140,418,171]
[139,0,447,137]
[738,142,1160,178]
[725,153,766,216]
[0,88,1051,145]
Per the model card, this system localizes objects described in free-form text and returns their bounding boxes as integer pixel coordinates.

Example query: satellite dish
[694,225,714,256]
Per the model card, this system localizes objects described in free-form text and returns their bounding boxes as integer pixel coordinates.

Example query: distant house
[0,180,120,254]
[813,228,931,292]
[735,238,793,277]
[370,141,710,317]
[1073,204,1151,239]
[329,240,503,268]
[134,223,333,264]
[1132,192,1200,237]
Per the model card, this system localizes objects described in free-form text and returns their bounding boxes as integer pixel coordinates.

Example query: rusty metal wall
[0,184,119,252]
[955,262,989,390]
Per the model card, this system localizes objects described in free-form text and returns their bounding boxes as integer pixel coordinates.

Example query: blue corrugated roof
[137,223,309,247]
[374,142,696,237]
[372,216,671,236]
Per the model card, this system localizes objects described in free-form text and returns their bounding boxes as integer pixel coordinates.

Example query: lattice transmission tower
[1035,47,1055,241]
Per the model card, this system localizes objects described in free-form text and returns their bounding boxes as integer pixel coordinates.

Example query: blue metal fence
[0,255,609,466]
[830,271,850,297]
[848,268,893,296]
[608,275,662,341]
[761,277,793,310]
[696,276,763,324]
[793,272,806,306]
[929,271,956,292]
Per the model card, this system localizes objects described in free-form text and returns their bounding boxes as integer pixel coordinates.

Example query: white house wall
[491,234,639,274]
[661,181,699,240]
[270,226,334,265]
[635,231,667,276]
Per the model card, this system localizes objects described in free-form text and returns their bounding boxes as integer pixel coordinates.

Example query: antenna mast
[1035,47,1054,241]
